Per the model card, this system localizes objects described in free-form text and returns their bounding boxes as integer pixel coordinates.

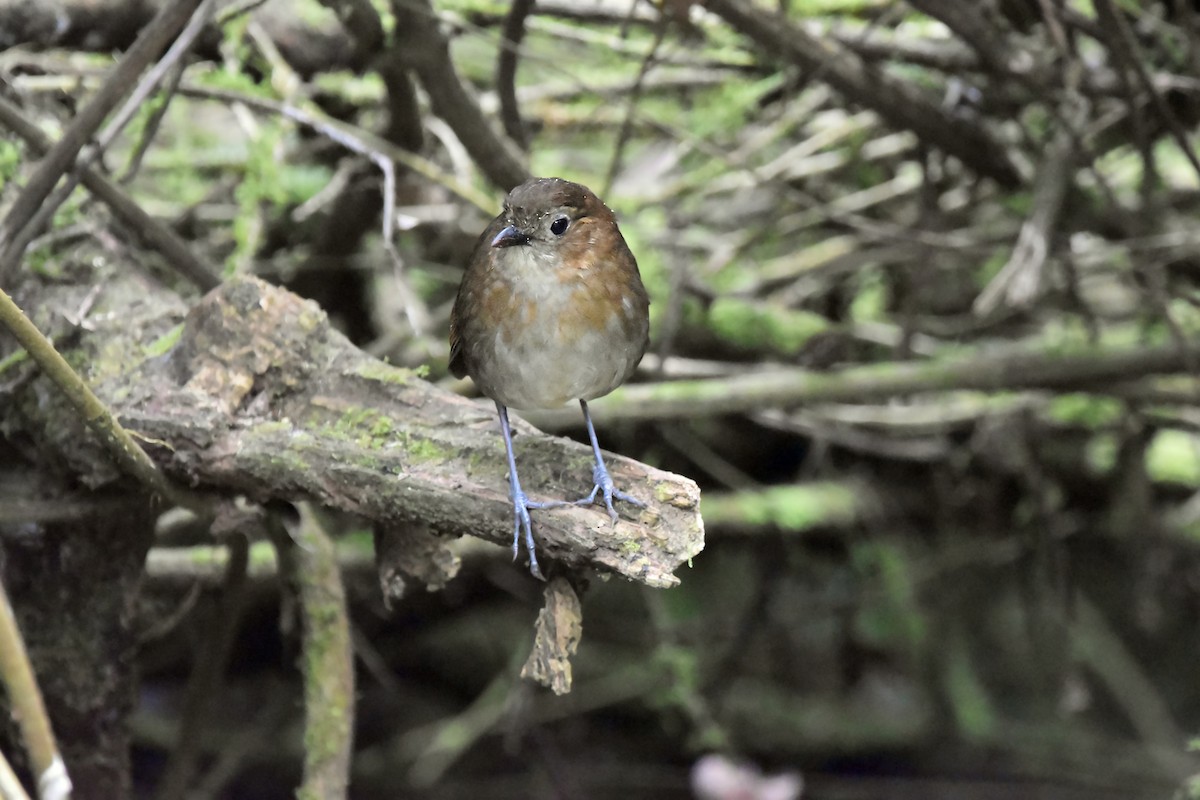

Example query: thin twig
[0,577,71,800]
[0,0,206,283]
[179,84,495,212]
[316,0,385,63]
[119,59,189,184]
[0,748,33,800]
[601,11,669,198]
[143,539,376,584]
[698,0,1020,187]
[497,0,536,150]
[1095,0,1200,184]
[95,0,215,156]
[392,0,529,190]
[974,101,1081,315]
[0,94,219,292]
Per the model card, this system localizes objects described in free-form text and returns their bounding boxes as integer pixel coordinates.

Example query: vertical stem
[0,579,70,800]
[273,506,355,800]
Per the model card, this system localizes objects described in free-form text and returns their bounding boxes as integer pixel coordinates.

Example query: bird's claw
[509,488,547,581]
[573,463,645,524]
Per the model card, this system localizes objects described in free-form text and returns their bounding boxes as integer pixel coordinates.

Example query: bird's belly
[473,299,642,411]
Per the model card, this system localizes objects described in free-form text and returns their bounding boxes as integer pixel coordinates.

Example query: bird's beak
[491,225,530,248]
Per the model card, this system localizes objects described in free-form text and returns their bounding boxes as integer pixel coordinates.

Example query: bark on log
[2,274,704,588]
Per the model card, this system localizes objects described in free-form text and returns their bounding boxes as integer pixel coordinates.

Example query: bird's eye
[550,216,569,236]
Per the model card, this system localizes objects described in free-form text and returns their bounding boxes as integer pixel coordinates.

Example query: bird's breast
[468,263,648,410]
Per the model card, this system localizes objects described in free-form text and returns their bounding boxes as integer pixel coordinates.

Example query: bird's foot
[573,462,646,523]
[510,488,558,580]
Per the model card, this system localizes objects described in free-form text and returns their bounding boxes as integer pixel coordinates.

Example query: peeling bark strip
[521,578,583,695]
[8,275,703,587]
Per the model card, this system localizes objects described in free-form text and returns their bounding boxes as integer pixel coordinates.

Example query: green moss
[369,415,393,439]
[312,404,449,463]
[619,537,644,555]
[321,405,396,450]
[405,434,448,463]
[707,297,830,355]
[353,360,416,385]
[465,448,488,475]
[144,323,184,358]
[654,482,677,503]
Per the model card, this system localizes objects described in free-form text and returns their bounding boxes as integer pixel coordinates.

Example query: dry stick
[271,507,355,800]
[497,0,535,150]
[315,0,385,62]
[897,0,1012,75]
[0,287,207,513]
[119,60,189,184]
[96,0,215,157]
[1175,0,1200,79]
[0,0,205,283]
[698,0,1020,187]
[529,341,1200,427]
[216,0,272,25]
[601,12,669,198]
[1,178,80,288]
[974,107,1079,315]
[393,0,530,191]
[474,0,932,259]
[372,150,435,336]
[1031,0,1070,60]
[0,579,70,800]
[0,748,33,800]
[181,84,494,212]
[832,27,978,72]
[287,0,432,335]
[403,672,511,787]
[1096,9,1157,204]
[153,534,250,800]
[1095,0,1200,184]
[0,97,220,291]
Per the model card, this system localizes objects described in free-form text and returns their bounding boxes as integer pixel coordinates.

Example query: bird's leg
[573,399,646,522]
[495,401,552,580]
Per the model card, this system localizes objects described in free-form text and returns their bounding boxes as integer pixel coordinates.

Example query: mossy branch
[273,506,355,800]
[5,275,703,588]
[528,341,1200,428]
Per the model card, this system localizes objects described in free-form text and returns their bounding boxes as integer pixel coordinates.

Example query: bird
[449,177,651,580]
